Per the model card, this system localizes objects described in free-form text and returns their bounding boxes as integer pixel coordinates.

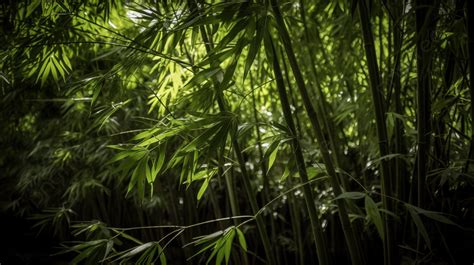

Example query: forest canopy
[1,0,473,264]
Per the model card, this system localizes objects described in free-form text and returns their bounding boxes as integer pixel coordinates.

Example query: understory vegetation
[1,0,473,264]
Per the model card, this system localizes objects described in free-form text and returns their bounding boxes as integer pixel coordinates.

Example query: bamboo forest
[1,0,474,264]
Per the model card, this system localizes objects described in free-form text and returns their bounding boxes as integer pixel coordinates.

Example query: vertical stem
[392,1,407,204]
[249,71,269,200]
[415,0,438,209]
[465,0,474,171]
[357,0,394,264]
[270,1,365,264]
[185,1,275,263]
[250,72,279,262]
[267,37,331,265]
[298,0,351,192]
[289,191,305,265]
[389,2,406,261]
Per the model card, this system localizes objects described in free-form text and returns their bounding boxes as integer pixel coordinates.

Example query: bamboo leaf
[197,179,209,200]
[243,17,265,79]
[215,247,225,265]
[216,18,250,50]
[279,165,290,182]
[264,140,280,173]
[220,43,244,90]
[365,195,384,240]
[118,242,155,259]
[406,204,462,228]
[103,240,114,261]
[71,246,96,264]
[224,228,235,264]
[334,192,366,200]
[192,230,224,246]
[145,158,153,183]
[151,146,166,181]
[407,205,431,249]
[158,244,167,265]
[267,143,279,173]
[206,238,224,264]
[133,128,160,141]
[236,228,247,252]
[183,68,221,90]
[138,128,181,147]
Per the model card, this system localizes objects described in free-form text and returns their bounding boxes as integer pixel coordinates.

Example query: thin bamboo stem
[357,0,394,264]
[185,1,275,263]
[267,37,331,265]
[270,1,365,264]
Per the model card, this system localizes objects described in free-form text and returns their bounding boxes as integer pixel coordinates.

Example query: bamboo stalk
[185,1,275,263]
[270,1,365,264]
[414,0,439,208]
[289,191,305,265]
[267,37,331,265]
[298,0,352,195]
[357,0,394,264]
[465,0,474,172]
[250,72,279,264]
[389,2,405,261]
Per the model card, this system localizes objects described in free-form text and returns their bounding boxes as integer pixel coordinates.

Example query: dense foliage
[1,0,473,264]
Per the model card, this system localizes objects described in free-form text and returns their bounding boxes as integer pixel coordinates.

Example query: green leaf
[406,204,460,227]
[158,244,167,265]
[114,229,143,244]
[369,153,404,166]
[62,52,73,71]
[71,245,96,264]
[118,242,155,259]
[216,18,250,50]
[109,148,148,165]
[180,122,222,153]
[127,159,146,196]
[50,58,59,81]
[136,245,155,264]
[306,167,319,179]
[267,143,279,173]
[224,228,235,264]
[220,48,242,90]
[189,241,215,262]
[151,146,166,181]
[41,60,52,86]
[215,246,225,265]
[264,140,280,173]
[198,48,235,67]
[26,0,41,18]
[206,238,224,264]
[183,68,221,90]
[365,195,384,240]
[133,128,160,140]
[191,230,224,246]
[138,128,181,147]
[406,205,431,249]
[108,151,133,164]
[243,17,265,79]
[127,165,140,195]
[103,240,114,261]
[145,158,153,183]
[236,228,247,251]
[180,153,190,185]
[197,179,209,200]
[334,192,366,200]
[279,165,290,182]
